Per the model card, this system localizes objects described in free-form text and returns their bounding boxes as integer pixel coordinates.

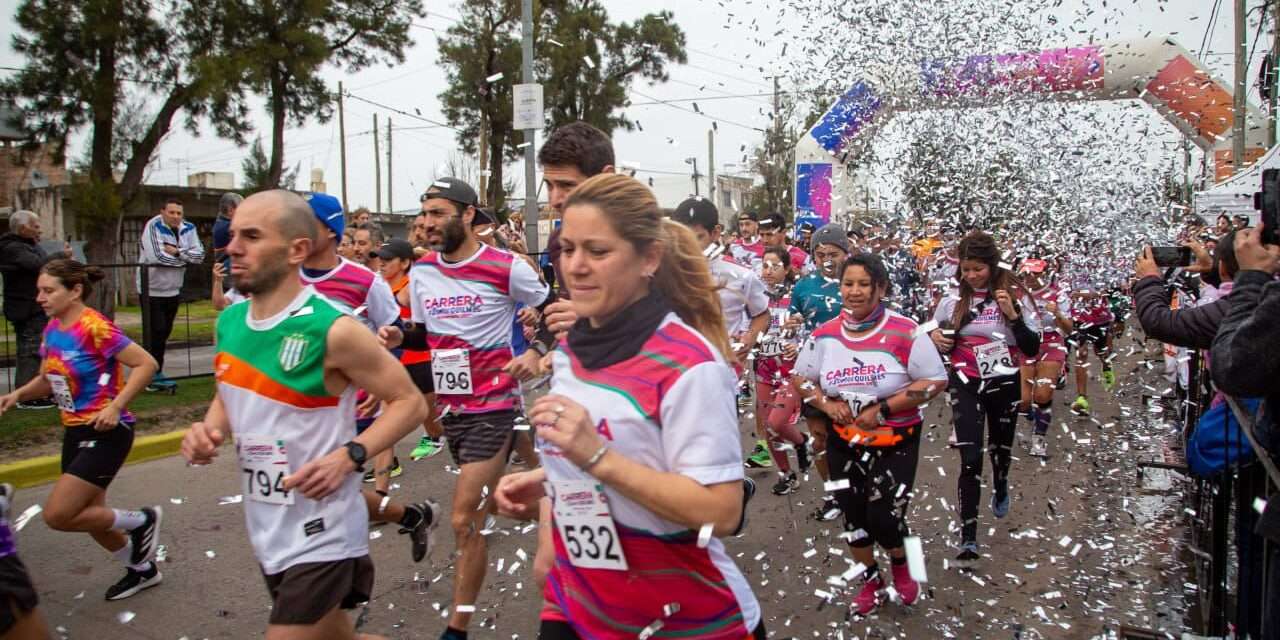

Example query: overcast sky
[0,0,1261,214]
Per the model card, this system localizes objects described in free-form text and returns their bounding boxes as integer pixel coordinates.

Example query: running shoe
[1102,369,1116,390]
[105,564,162,601]
[850,575,885,617]
[813,496,842,521]
[953,541,980,569]
[16,398,55,410]
[400,500,440,563]
[362,468,376,483]
[771,473,799,496]
[796,435,813,473]
[1029,434,1048,458]
[146,373,177,392]
[891,563,920,606]
[1071,395,1090,415]
[745,441,773,468]
[410,436,443,461]
[128,507,162,565]
[947,426,959,448]
[991,482,1010,519]
[388,457,403,479]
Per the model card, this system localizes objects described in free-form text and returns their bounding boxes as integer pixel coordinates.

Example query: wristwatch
[877,402,892,425]
[343,441,367,472]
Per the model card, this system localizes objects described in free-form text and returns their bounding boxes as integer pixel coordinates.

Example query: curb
[0,428,188,489]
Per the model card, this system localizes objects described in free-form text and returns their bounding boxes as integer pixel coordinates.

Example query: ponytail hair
[41,258,106,300]
[563,174,733,362]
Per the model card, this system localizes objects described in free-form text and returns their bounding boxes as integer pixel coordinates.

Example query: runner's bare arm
[285,317,427,499]
[90,343,157,429]
[182,393,230,465]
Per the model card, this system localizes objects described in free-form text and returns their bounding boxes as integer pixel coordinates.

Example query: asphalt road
[10,333,1194,639]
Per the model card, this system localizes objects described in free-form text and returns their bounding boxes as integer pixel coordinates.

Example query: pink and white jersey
[408,244,549,414]
[730,237,764,270]
[1070,292,1113,326]
[794,310,946,428]
[784,245,808,272]
[932,289,1042,379]
[711,255,769,336]
[753,292,795,385]
[300,258,399,332]
[539,313,760,638]
[1029,283,1071,335]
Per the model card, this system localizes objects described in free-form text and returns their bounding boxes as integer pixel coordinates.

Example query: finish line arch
[792,36,1268,225]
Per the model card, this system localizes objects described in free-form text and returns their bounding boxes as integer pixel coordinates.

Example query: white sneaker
[1029,435,1048,458]
[947,426,959,448]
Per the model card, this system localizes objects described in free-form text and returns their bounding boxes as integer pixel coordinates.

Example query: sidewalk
[5,334,1193,638]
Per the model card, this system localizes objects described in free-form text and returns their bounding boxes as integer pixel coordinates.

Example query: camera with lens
[1252,168,1280,245]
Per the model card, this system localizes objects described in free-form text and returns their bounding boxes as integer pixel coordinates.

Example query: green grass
[0,376,216,448]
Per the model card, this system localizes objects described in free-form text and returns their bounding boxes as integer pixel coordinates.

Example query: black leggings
[824,420,921,550]
[539,620,768,639]
[950,371,1022,542]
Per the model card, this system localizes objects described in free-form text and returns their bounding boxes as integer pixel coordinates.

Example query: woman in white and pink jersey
[792,253,947,618]
[929,231,1041,568]
[1018,258,1074,458]
[754,246,809,496]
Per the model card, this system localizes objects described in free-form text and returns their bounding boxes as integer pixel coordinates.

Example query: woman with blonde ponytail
[494,174,764,639]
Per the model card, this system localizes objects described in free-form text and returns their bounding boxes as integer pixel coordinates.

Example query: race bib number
[757,336,786,358]
[432,349,473,395]
[552,480,628,571]
[238,434,294,506]
[840,391,877,417]
[46,374,75,412]
[975,342,1015,379]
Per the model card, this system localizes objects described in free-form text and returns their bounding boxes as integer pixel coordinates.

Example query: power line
[628,88,766,132]
[341,91,461,132]
[1199,0,1224,61]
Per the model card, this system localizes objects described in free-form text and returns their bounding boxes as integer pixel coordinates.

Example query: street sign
[513,83,544,131]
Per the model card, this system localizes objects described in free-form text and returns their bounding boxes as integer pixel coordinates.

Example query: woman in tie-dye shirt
[0,260,166,602]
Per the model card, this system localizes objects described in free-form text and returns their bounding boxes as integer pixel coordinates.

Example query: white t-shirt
[408,244,549,414]
[794,310,947,427]
[709,255,769,336]
[1028,283,1071,334]
[539,313,760,638]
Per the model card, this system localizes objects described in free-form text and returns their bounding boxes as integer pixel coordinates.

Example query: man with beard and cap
[731,211,765,270]
[381,177,549,640]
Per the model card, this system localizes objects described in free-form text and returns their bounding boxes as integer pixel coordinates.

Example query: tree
[225,0,424,189]
[241,136,298,191]
[3,0,251,314]
[437,0,686,207]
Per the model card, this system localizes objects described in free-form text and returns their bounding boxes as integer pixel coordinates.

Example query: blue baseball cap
[304,192,345,237]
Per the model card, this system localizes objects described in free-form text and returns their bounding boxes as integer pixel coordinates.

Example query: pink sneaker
[891,563,920,606]
[850,575,884,617]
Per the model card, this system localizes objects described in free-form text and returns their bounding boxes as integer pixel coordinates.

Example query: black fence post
[139,264,151,357]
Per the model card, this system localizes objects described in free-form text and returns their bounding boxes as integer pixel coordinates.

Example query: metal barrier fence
[2,261,218,393]
[1141,347,1277,638]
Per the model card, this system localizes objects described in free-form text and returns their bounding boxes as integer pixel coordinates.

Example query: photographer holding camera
[1210,226,1280,426]
[1132,232,1238,349]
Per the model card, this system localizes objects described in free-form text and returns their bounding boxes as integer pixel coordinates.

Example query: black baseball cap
[798,221,816,233]
[759,213,786,231]
[376,238,415,261]
[672,197,719,232]
[472,206,496,227]
[737,211,759,222]
[422,177,479,207]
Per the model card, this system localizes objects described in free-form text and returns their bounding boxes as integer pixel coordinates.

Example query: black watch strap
[344,441,367,472]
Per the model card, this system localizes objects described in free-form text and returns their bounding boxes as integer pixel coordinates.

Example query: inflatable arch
[793,37,1268,225]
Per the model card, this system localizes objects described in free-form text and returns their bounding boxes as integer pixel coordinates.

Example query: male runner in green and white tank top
[182,190,428,640]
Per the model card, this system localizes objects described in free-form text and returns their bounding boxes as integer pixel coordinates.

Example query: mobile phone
[1151,246,1192,268]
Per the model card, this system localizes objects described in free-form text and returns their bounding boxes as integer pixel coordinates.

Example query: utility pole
[338,82,348,208]
[521,0,538,253]
[1272,0,1280,145]
[386,117,393,212]
[1233,0,1247,176]
[686,157,700,195]
[708,128,716,203]
[373,114,381,212]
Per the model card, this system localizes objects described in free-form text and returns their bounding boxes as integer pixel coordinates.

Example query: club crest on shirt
[278,333,309,372]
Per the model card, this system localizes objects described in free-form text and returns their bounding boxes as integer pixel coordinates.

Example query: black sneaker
[812,496,841,521]
[16,398,56,410]
[400,501,439,563]
[128,507,162,565]
[104,564,162,601]
[954,541,980,569]
[771,473,799,496]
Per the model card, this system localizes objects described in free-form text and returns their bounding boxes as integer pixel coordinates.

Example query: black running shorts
[261,555,374,626]
[1071,324,1110,351]
[441,410,516,466]
[61,424,134,489]
[406,361,434,394]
